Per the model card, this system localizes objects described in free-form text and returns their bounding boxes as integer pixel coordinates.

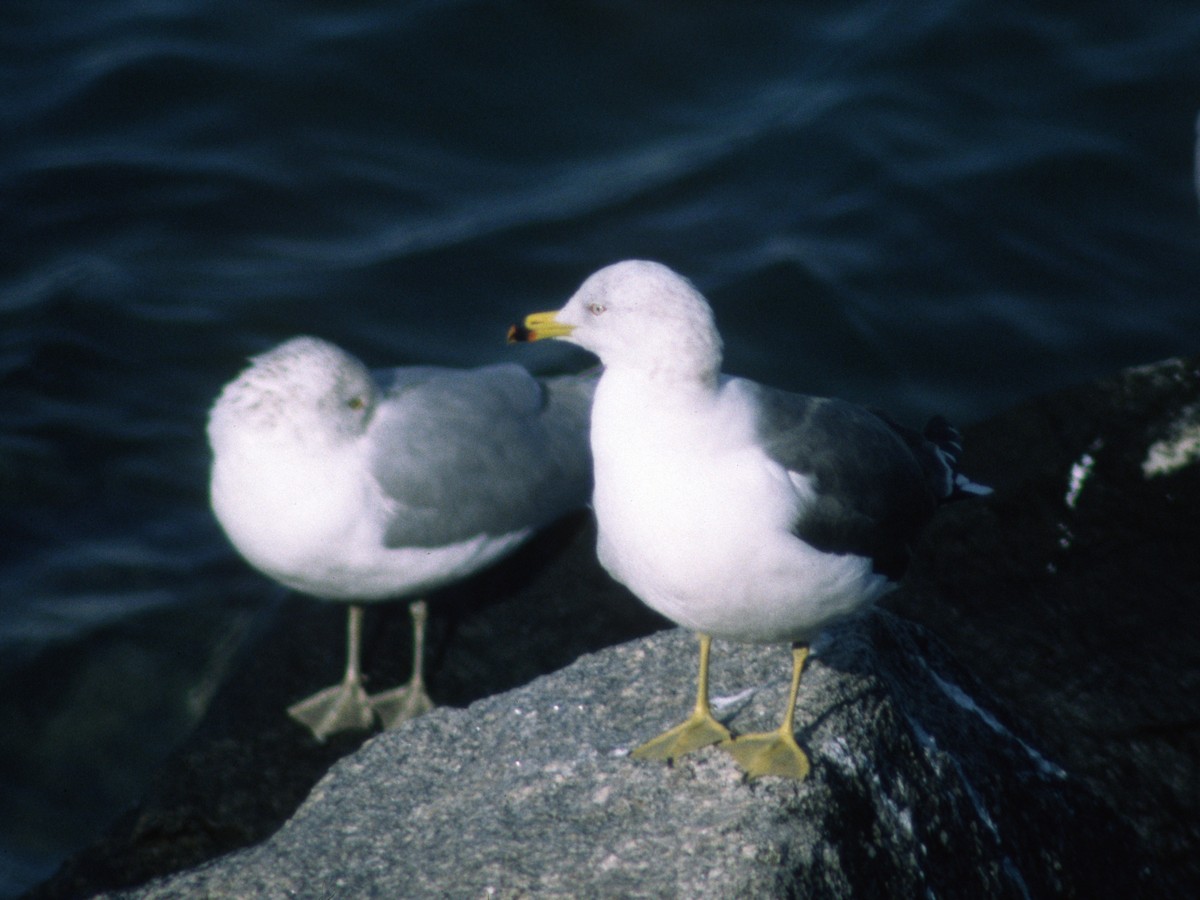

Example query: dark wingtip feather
[924,415,991,500]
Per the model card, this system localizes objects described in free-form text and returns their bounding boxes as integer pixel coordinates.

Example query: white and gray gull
[509,260,989,779]
[207,336,595,741]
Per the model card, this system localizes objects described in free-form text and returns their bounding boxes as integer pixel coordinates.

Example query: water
[3,0,1199,894]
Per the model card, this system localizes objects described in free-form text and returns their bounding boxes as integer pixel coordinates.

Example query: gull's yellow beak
[507,310,575,344]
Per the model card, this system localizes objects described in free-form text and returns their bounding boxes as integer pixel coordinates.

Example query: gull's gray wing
[369,363,595,548]
[738,379,942,579]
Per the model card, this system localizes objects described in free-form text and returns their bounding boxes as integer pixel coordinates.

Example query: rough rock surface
[30,355,1200,897]
[106,615,1165,899]
[890,355,1200,888]
[28,513,668,899]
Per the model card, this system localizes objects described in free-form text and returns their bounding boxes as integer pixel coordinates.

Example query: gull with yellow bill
[510,260,988,779]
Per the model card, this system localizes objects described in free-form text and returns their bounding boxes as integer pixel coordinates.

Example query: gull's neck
[591,365,726,460]
[598,362,719,402]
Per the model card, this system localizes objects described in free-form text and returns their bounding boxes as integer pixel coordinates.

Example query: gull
[208,336,594,740]
[509,260,988,779]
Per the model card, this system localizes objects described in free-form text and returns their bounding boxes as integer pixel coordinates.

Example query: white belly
[591,381,888,643]
[210,438,528,602]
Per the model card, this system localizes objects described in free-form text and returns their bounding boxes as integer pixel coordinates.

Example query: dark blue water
[3,1,1199,893]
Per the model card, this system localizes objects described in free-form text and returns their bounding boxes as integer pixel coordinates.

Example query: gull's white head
[514,260,724,382]
[207,336,377,452]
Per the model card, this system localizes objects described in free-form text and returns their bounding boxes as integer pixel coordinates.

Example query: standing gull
[208,336,595,741]
[510,260,988,779]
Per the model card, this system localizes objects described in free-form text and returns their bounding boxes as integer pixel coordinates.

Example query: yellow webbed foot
[721,642,812,779]
[287,679,377,742]
[721,728,811,780]
[632,709,732,762]
[370,680,435,729]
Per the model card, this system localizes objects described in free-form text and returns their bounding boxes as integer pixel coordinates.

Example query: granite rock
[28,513,667,898]
[105,614,1166,899]
[889,354,1200,888]
[31,355,1200,898]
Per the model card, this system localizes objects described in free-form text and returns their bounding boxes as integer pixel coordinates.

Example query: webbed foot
[287,678,377,741]
[370,680,435,729]
[721,728,811,780]
[633,708,732,761]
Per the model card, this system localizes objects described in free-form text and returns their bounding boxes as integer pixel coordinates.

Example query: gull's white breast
[590,374,888,643]
[210,430,527,602]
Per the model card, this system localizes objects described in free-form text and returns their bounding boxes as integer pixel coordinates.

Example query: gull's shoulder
[376,362,545,414]
[725,376,941,578]
[368,362,592,548]
[721,376,900,471]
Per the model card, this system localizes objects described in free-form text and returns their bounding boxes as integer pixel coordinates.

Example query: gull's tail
[923,415,992,501]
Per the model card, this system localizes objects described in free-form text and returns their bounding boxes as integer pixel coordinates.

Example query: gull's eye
[347,395,366,411]
[587,302,607,316]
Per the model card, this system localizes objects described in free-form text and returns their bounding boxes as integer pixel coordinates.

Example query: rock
[31,355,1200,898]
[101,613,1167,899]
[888,355,1200,890]
[27,513,668,899]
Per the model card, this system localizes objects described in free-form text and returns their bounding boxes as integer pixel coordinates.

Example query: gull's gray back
[742,380,940,580]
[370,363,595,548]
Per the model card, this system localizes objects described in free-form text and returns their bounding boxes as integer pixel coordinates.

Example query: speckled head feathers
[207,336,376,449]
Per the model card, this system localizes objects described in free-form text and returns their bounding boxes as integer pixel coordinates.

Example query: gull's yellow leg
[371,599,435,728]
[288,604,378,741]
[722,643,811,780]
[633,633,732,761]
